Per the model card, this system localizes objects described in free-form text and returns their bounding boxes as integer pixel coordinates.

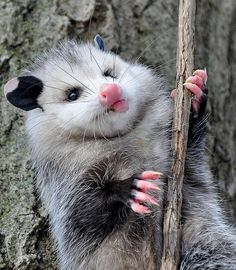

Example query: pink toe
[170,89,176,99]
[193,69,208,84]
[140,171,162,180]
[130,200,151,214]
[186,75,204,88]
[136,180,160,191]
[183,82,202,99]
[133,191,158,205]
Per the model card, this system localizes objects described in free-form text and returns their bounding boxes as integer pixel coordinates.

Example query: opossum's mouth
[109,99,129,112]
[92,100,128,122]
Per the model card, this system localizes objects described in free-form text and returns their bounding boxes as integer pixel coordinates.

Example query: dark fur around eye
[103,68,117,79]
[67,87,81,101]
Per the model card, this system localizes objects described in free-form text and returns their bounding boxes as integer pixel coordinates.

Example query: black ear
[94,34,105,51]
[4,76,43,111]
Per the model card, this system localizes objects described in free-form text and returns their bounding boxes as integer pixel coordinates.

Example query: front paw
[129,171,161,215]
[170,69,208,115]
[184,69,208,113]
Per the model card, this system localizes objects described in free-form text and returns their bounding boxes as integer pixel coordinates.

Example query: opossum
[4,37,236,269]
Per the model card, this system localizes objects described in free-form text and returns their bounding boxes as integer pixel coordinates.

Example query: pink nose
[99,84,122,107]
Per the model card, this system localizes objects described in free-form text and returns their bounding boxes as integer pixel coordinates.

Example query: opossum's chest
[83,142,158,178]
[85,230,157,270]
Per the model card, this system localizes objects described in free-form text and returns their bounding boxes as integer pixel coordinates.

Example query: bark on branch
[160,1,196,269]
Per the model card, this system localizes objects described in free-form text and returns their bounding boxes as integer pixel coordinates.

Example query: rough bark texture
[161,1,195,269]
[0,0,235,269]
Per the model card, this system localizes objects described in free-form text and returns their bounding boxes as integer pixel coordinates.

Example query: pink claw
[193,69,208,84]
[186,75,204,88]
[140,171,162,180]
[183,82,202,100]
[132,190,158,205]
[135,180,160,191]
[130,200,151,214]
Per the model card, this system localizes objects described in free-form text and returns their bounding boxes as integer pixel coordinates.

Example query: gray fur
[10,41,236,269]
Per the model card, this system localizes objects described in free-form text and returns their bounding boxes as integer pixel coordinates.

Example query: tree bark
[160,1,196,269]
[0,0,236,269]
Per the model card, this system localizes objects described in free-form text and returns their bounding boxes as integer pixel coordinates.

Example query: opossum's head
[4,39,163,139]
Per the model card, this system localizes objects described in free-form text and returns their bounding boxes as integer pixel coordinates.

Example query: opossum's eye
[67,87,81,101]
[103,68,117,79]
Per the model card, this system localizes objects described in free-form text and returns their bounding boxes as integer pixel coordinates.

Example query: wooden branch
[160,1,196,269]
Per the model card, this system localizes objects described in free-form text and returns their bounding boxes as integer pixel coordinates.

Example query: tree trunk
[0,0,235,269]
[161,1,196,269]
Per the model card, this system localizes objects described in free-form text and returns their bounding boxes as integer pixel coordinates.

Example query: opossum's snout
[99,84,129,113]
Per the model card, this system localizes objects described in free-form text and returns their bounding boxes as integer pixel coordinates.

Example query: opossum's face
[4,42,159,138]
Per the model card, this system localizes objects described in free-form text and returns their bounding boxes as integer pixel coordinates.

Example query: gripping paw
[184,69,208,113]
[171,69,208,114]
[129,171,161,215]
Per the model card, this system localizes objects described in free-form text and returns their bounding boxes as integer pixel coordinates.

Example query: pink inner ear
[4,78,19,97]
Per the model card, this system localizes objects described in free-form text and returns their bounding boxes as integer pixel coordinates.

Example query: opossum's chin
[66,125,130,139]
[69,112,134,139]
[91,109,135,138]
